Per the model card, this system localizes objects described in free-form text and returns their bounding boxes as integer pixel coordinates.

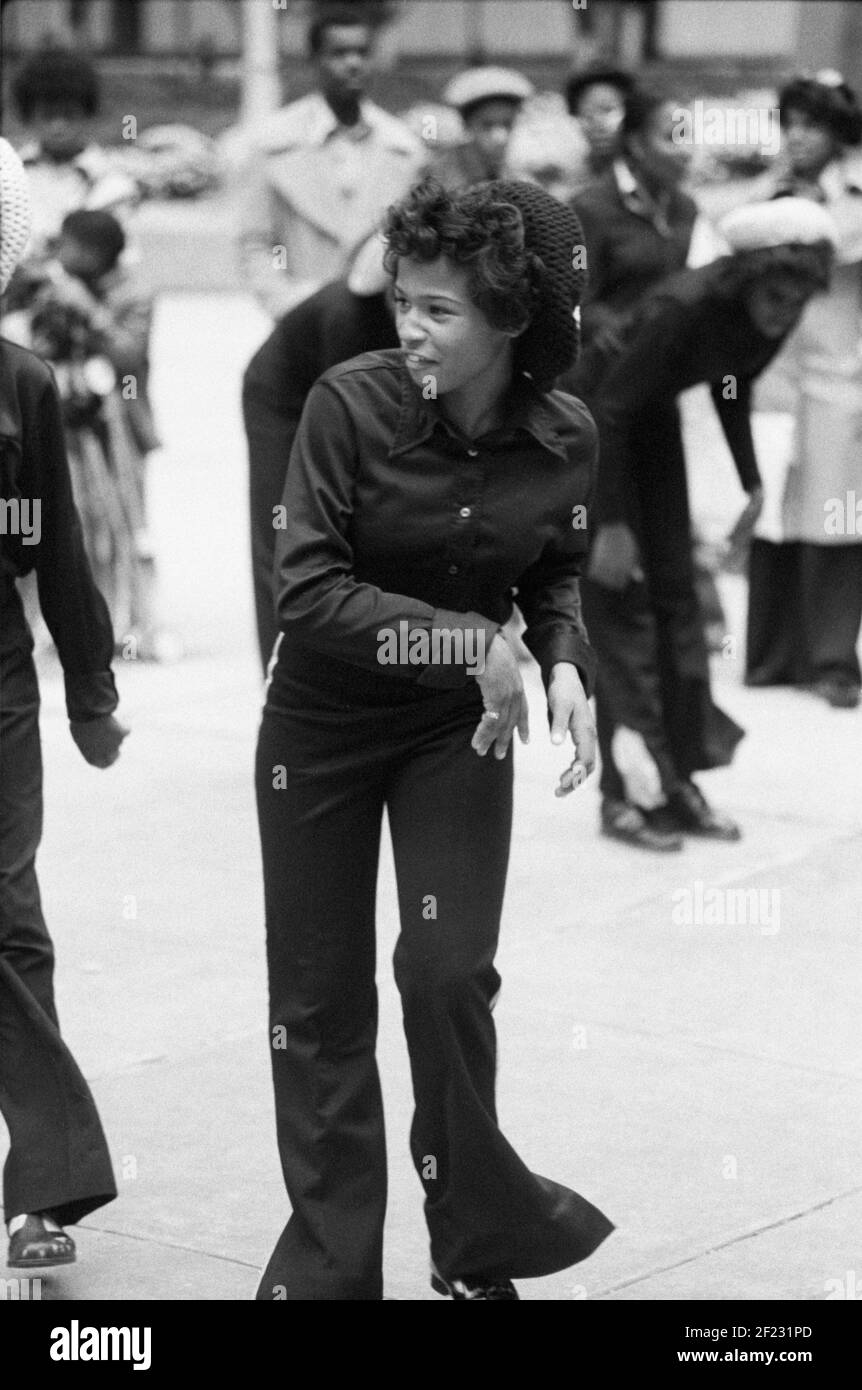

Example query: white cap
[720,197,838,251]
[443,67,534,113]
[0,138,32,294]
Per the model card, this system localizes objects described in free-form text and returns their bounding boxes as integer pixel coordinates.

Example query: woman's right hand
[472,632,530,759]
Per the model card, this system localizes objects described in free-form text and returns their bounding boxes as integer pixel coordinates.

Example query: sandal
[6,1213,76,1269]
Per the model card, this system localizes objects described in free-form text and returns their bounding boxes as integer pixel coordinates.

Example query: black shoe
[7,1213,76,1269]
[811,678,861,710]
[431,1270,519,1300]
[600,797,683,852]
[660,780,741,841]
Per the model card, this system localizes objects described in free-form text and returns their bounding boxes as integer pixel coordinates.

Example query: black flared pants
[582,405,744,803]
[254,646,613,1300]
[0,623,116,1225]
[746,539,862,688]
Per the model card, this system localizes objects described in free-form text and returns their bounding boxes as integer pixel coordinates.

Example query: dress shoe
[659,780,741,841]
[7,1213,76,1269]
[431,1269,519,1300]
[600,797,683,852]
[811,678,861,710]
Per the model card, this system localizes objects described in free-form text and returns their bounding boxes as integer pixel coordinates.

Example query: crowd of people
[1,1,860,1299]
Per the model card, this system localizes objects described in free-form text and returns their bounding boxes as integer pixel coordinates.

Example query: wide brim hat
[0,137,32,295]
[779,70,862,147]
[720,196,838,251]
[484,178,586,390]
[443,67,534,118]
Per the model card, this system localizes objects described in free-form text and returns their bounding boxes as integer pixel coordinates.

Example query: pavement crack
[75,1220,262,1272]
[593,1183,862,1298]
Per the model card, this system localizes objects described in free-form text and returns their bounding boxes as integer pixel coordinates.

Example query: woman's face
[576,82,626,161]
[628,100,691,186]
[394,256,518,397]
[463,99,521,176]
[744,272,814,339]
[783,107,841,178]
[30,99,89,161]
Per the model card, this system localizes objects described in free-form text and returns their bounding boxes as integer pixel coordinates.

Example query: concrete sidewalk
[2,293,860,1301]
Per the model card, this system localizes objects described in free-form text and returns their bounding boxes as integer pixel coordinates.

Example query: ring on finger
[482,709,501,721]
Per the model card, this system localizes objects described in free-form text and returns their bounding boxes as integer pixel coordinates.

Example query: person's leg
[638,422,744,783]
[800,542,862,689]
[745,539,807,686]
[388,696,613,1285]
[0,638,116,1227]
[254,697,389,1301]
[581,574,682,796]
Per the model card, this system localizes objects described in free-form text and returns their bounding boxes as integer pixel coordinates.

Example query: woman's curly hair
[382,178,586,390]
[383,179,541,334]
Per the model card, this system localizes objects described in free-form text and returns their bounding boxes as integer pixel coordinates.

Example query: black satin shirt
[273,349,598,695]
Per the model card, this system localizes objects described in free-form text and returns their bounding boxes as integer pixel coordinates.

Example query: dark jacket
[243,279,397,667]
[586,262,783,527]
[572,163,698,352]
[0,337,117,720]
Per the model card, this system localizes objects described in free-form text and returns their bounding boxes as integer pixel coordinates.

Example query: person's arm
[235,158,321,319]
[572,195,617,347]
[243,304,323,669]
[710,376,761,493]
[515,414,598,699]
[274,378,499,686]
[26,366,119,723]
[89,288,153,378]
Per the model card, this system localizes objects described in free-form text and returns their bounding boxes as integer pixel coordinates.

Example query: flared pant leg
[388,702,613,1283]
[254,701,389,1301]
[255,674,613,1297]
[0,637,116,1226]
[746,539,862,687]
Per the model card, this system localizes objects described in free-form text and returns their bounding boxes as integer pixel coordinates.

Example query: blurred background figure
[431,65,534,188]
[565,63,635,192]
[745,72,862,709]
[20,208,160,655]
[574,200,835,852]
[7,45,139,268]
[243,233,396,670]
[570,85,695,369]
[235,2,424,320]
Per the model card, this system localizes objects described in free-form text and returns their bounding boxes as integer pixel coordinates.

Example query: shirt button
[459,506,472,519]
[467,448,478,457]
[448,564,459,575]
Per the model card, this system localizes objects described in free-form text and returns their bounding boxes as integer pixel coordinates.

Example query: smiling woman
[253,177,614,1301]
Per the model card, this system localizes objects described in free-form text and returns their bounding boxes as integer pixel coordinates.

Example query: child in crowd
[23,209,160,654]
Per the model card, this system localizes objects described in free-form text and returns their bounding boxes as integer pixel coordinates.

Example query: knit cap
[484,178,586,390]
[0,137,32,295]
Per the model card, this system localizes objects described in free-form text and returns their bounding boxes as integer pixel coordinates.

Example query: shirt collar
[612,156,677,233]
[389,362,569,463]
[304,92,374,146]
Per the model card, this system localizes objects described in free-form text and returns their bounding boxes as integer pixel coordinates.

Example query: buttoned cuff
[64,670,119,723]
[414,609,500,689]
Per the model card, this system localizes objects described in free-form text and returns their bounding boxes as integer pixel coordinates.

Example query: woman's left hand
[548,662,596,797]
